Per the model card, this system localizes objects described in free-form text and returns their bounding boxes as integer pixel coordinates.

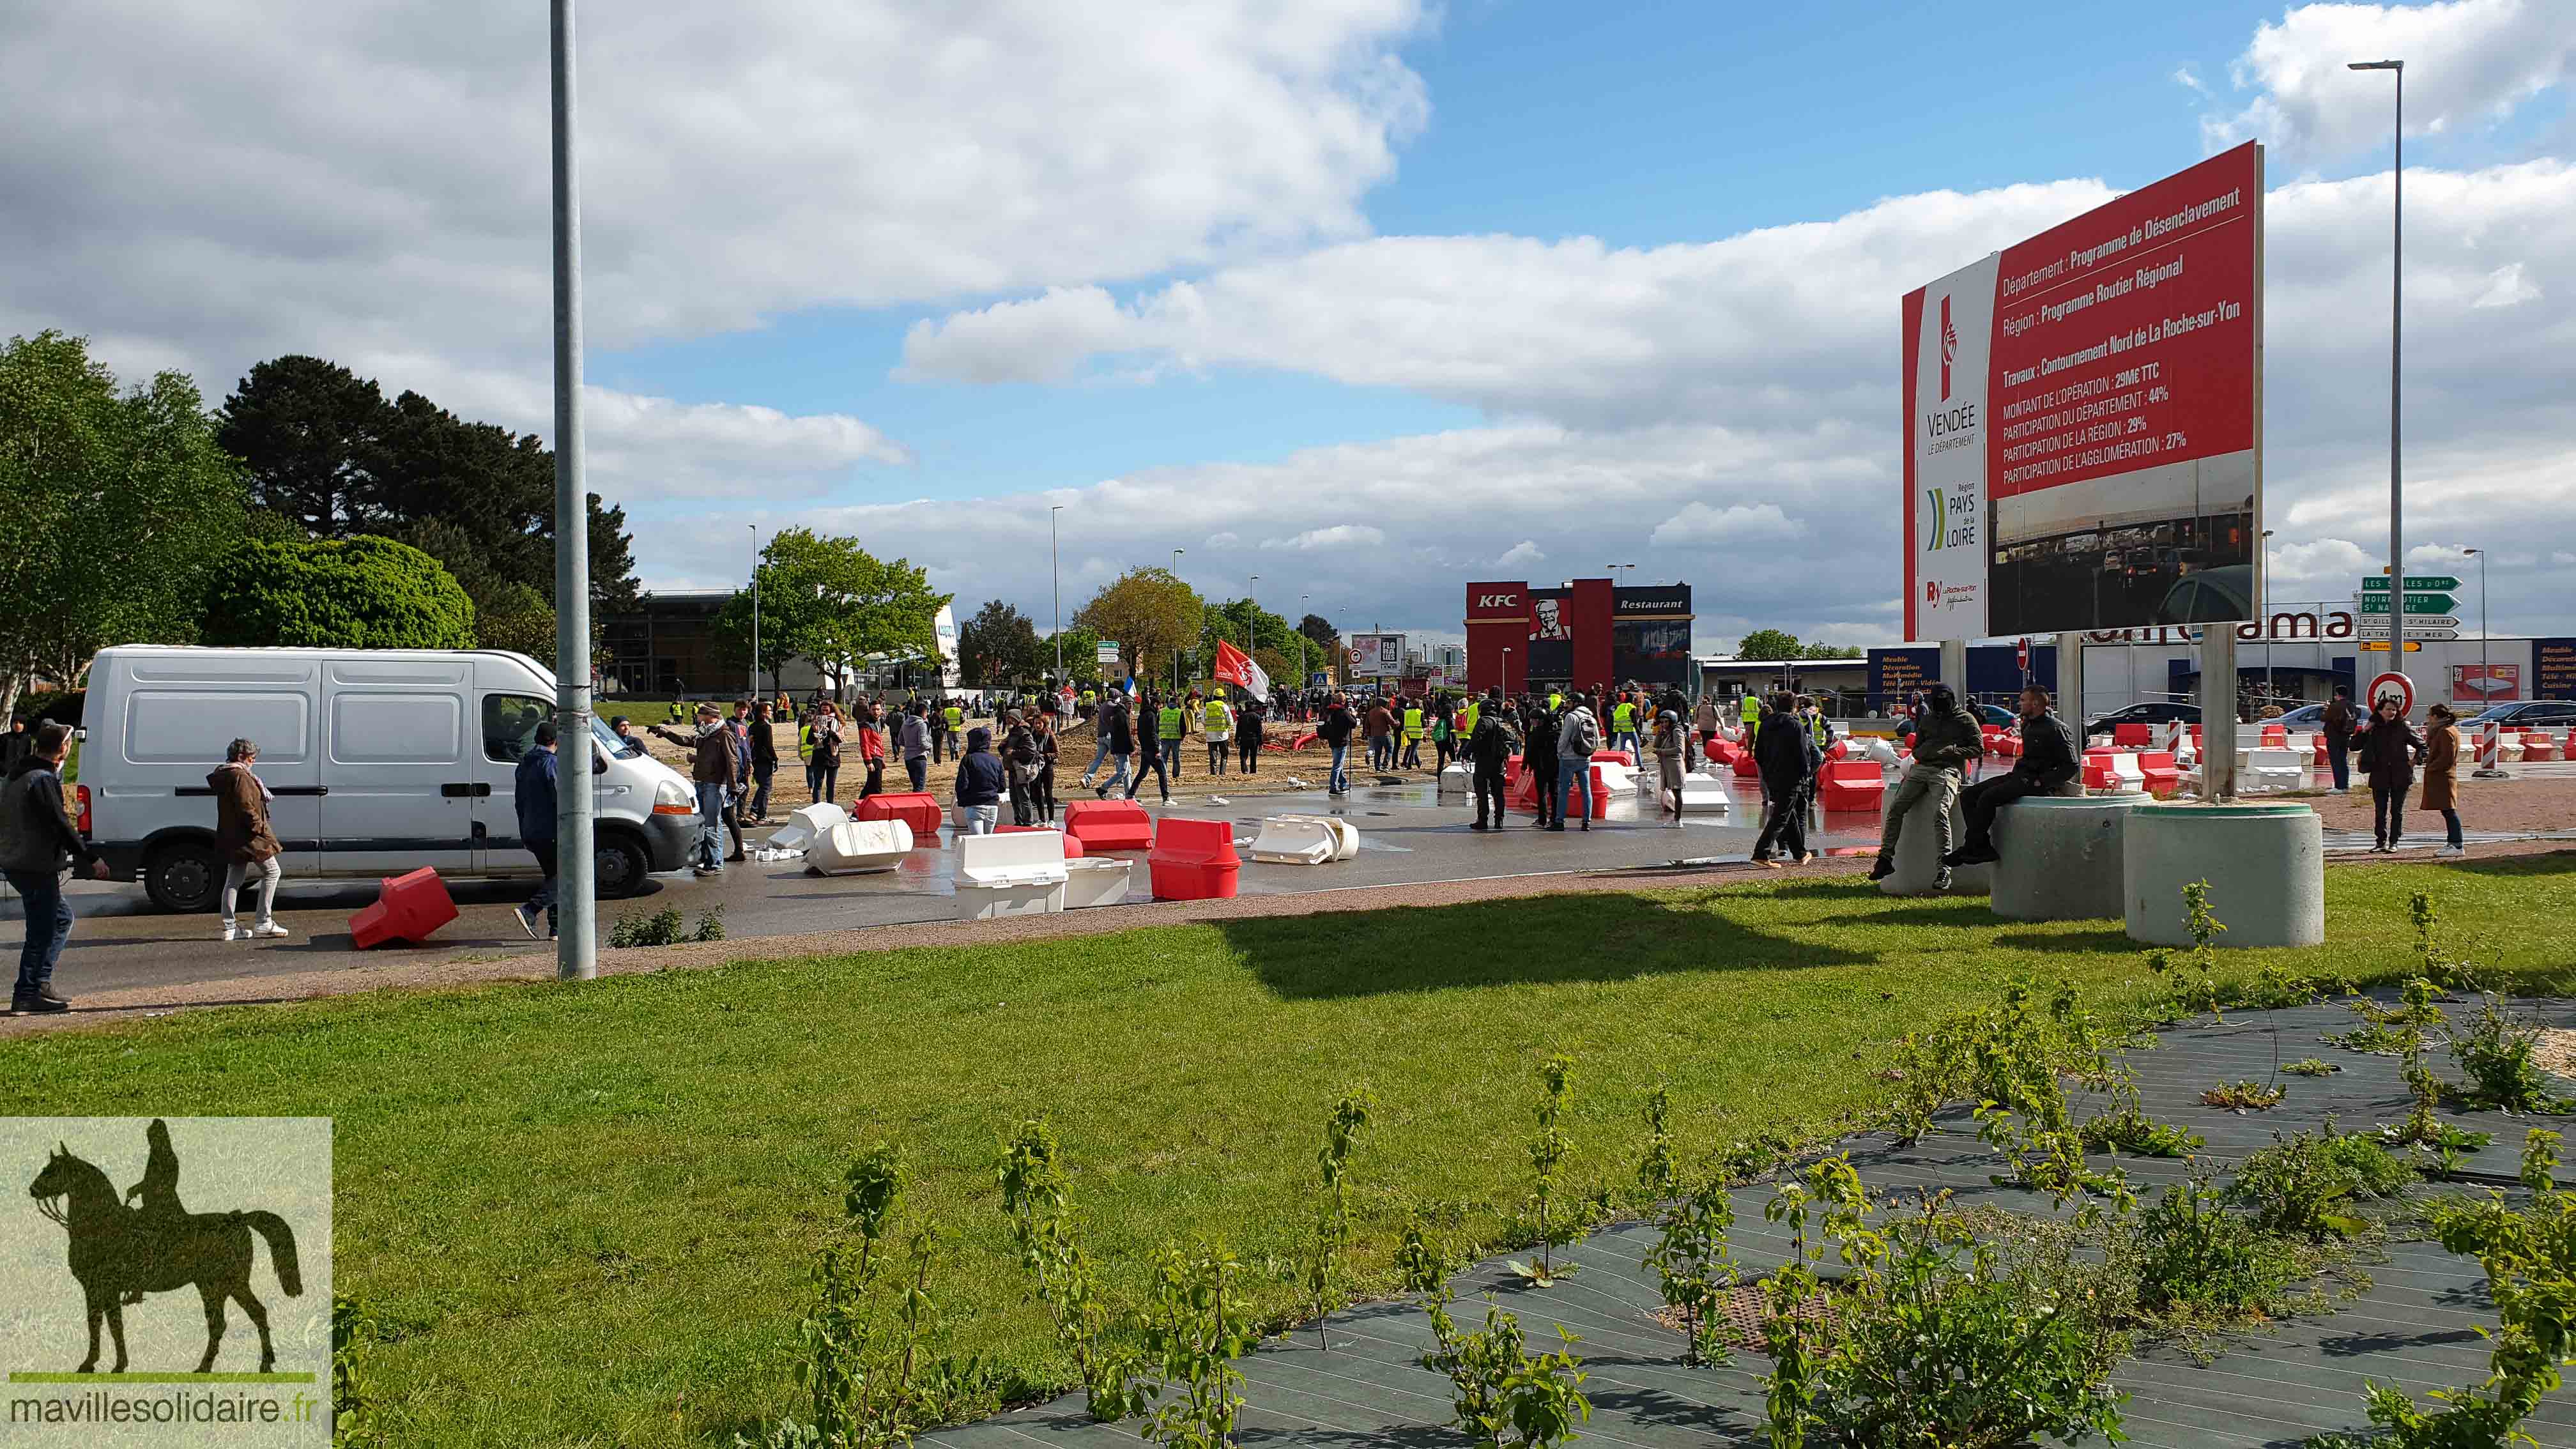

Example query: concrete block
[1991,796,2142,921]
[2124,802,2323,948]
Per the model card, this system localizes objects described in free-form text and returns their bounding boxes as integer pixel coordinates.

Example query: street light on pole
[2260,529,2274,706]
[1171,549,1185,691]
[2350,57,2405,691]
[749,523,760,701]
[1247,574,1259,657]
[1050,505,1064,686]
[548,0,595,982]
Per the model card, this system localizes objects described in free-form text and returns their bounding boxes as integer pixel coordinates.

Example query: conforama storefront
[1465,580,1693,695]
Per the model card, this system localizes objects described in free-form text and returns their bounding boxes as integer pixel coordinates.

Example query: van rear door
[321,656,476,877]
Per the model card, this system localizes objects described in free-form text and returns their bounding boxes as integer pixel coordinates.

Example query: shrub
[2446,995,2572,1114]
[2129,1177,2303,1318]
[200,535,476,650]
[2228,1121,2412,1241]
[2201,1080,2286,1111]
[608,907,687,948]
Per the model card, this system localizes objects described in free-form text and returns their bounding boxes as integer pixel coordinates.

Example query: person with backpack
[3,723,105,1014]
[1094,695,1136,799]
[1466,689,1519,831]
[210,737,289,942]
[1522,695,1562,828]
[1552,697,1602,831]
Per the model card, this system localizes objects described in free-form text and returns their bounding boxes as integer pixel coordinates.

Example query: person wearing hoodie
[1522,696,1562,827]
[210,737,289,941]
[1751,692,1820,865]
[1871,683,1980,889]
[1466,688,1519,830]
[954,726,1007,834]
[898,701,932,792]
[1552,698,1602,831]
[512,721,561,940]
[1127,691,1174,804]
[1093,695,1136,799]
[1000,710,1038,827]
[650,703,739,876]
[1317,694,1358,795]
[3,723,104,1015]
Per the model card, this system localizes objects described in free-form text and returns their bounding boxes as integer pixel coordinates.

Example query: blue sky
[16,0,2575,644]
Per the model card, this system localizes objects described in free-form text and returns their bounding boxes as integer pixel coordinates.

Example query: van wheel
[144,841,222,914]
[594,832,650,899]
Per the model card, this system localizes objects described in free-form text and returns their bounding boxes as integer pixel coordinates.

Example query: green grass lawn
[11,858,2573,1445]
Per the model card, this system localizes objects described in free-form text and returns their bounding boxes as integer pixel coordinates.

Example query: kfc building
[1466,579,1692,696]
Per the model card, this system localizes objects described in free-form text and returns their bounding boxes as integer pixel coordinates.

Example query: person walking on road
[1029,712,1061,824]
[1127,693,1173,804]
[954,726,1006,835]
[4,723,105,1013]
[1524,694,1562,827]
[1237,696,1265,774]
[1869,683,1980,890]
[853,701,887,799]
[2320,686,2358,793]
[210,737,289,942]
[1553,696,1601,831]
[1650,709,1687,826]
[1000,710,1038,827]
[1400,699,1424,769]
[896,702,930,792]
[1157,693,1189,784]
[938,697,965,763]
[1751,693,1821,866]
[1466,689,1517,830]
[1202,693,1234,776]
[1946,685,2078,868]
[1318,694,1357,795]
[748,702,779,820]
[512,721,562,940]
[722,710,753,861]
[1363,698,1395,773]
[2421,703,2465,857]
[1094,696,1135,799]
[651,703,739,877]
[2352,694,2425,853]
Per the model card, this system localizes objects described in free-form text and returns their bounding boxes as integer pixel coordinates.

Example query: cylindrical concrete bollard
[2123,802,2323,947]
[1877,775,1990,896]
[1991,795,2143,921]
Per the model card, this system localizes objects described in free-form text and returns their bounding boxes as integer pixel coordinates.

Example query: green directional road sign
[2356,594,2458,615]
[2361,574,2460,592]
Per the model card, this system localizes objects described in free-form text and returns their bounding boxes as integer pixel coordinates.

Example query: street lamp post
[1050,505,1064,686]
[2350,58,2405,682]
[1247,574,1259,659]
[1171,548,1185,691]
[548,0,596,982]
[2260,529,2274,706]
[749,523,761,701]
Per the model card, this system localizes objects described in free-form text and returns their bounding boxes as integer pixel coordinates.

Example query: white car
[81,646,701,912]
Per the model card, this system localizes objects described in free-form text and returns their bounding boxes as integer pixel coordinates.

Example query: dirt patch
[2534,1027,2576,1083]
[1652,1281,1839,1352]
[2302,772,2576,839]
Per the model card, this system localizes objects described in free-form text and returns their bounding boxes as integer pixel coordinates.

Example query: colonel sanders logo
[1533,595,1568,641]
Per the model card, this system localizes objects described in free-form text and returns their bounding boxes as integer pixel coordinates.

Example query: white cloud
[2202,0,2575,160]
[2174,66,2212,100]
[1262,524,1386,551]
[1649,502,1804,547]
[2472,261,2543,308]
[1496,540,1545,567]
[1204,531,1241,548]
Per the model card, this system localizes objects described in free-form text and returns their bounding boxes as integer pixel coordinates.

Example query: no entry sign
[2365,670,2414,719]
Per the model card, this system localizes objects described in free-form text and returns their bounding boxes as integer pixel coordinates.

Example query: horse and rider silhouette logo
[26,1119,304,1375]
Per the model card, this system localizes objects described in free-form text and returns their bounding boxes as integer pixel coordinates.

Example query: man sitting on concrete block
[1869,684,1983,891]
[1946,685,2080,868]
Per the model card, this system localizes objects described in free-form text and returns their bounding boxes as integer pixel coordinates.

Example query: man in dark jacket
[1751,693,1821,864]
[2320,685,2357,793]
[1947,686,2079,867]
[953,726,1007,834]
[1522,698,1561,828]
[1466,689,1519,830]
[1093,697,1135,797]
[1870,684,1981,888]
[3,723,104,1013]
[513,721,561,939]
[650,703,738,876]
[1318,695,1358,795]
[747,702,779,821]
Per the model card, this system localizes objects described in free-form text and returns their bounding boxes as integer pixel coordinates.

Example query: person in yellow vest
[1738,689,1762,742]
[938,698,965,764]
[1159,694,1190,782]
[1803,696,1832,752]
[1611,696,1639,756]
[1457,694,1480,746]
[1202,693,1234,776]
[1547,690,1563,712]
[1401,701,1425,769]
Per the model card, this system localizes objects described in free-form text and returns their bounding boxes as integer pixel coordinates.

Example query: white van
[82,646,701,912]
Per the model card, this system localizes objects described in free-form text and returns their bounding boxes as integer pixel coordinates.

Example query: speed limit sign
[2365,670,2414,718]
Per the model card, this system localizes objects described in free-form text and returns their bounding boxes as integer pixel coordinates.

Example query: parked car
[2464,700,2576,730]
[2272,703,2328,729]
[83,646,700,912]
[2083,700,2201,739]
[2154,564,2255,624]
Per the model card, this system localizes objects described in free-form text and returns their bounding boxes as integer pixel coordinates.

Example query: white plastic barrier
[2498,730,2526,763]
[953,831,1070,919]
[1675,769,1733,813]
[2243,747,2306,792]
[2096,754,2147,795]
[1860,737,1901,768]
[768,801,850,853]
[808,818,914,874]
[1593,762,1640,797]
[1061,857,1134,909]
[1249,815,1361,864]
[1437,763,1471,797]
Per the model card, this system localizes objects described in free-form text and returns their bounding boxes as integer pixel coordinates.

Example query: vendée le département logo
[7,1118,332,1446]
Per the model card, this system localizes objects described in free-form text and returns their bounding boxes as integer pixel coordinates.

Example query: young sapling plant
[1509,1054,1581,1286]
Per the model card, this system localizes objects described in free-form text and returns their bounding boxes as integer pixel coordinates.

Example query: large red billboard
[1905,142,2264,641]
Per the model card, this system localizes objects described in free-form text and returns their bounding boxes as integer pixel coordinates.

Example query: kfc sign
[1475,594,1520,609]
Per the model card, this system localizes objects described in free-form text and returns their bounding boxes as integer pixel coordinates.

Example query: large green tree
[1073,568,1202,688]
[201,535,477,649]
[711,528,949,693]
[956,600,1044,686]
[0,332,248,717]
[215,356,641,650]
[1048,624,1106,685]
[1733,628,1805,661]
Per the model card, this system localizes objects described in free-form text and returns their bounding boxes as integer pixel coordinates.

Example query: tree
[201,535,476,649]
[1734,629,1805,661]
[0,332,249,717]
[1049,624,1106,685]
[712,528,949,693]
[1074,569,1203,688]
[216,356,641,620]
[956,601,1043,686]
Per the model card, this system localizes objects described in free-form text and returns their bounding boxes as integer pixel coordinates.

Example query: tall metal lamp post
[548,0,595,981]
[1050,505,1064,685]
[2350,57,2405,675]
[749,523,761,700]
[1170,548,1185,691]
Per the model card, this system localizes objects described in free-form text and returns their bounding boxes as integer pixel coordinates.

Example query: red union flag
[1214,639,1270,700]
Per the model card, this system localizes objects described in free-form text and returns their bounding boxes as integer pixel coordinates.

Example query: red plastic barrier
[1704,739,1740,766]
[1590,749,1634,766]
[2113,724,2153,748]
[1063,798,1153,852]
[854,791,943,839]
[1825,739,1850,762]
[2261,724,2288,746]
[2080,749,2119,792]
[1818,760,1882,812]
[2138,751,2181,796]
[999,824,1084,859]
[1147,816,1240,900]
[1502,753,1523,792]
[1289,732,1319,751]
[348,866,457,949]
[1731,749,1762,779]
